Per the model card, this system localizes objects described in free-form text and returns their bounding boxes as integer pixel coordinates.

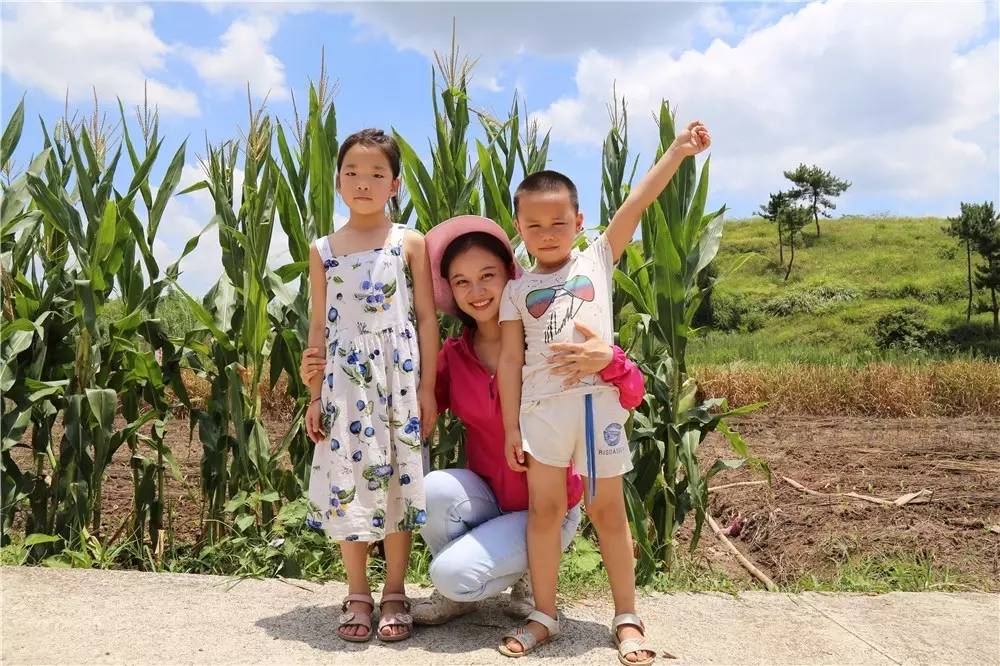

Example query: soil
[692,416,1000,588]
[10,415,1000,588]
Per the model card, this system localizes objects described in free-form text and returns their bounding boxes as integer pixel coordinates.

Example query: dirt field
[10,415,1000,588]
[698,416,1000,588]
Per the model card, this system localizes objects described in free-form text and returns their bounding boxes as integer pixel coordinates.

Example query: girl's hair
[439,231,515,330]
[337,128,402,219]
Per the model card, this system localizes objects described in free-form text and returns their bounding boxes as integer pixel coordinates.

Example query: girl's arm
[404,231,440,438]
[305,245,327,443]
[497,319,527,472]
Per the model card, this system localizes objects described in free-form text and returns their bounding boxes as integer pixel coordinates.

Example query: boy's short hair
[514,170,579,216]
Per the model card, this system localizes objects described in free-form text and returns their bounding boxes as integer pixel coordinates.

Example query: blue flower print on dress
[352,450,363,462]
[328,307,338,323]
[363,462,394,491]
[397,500,426,531]
[320,402,339,434]
[399,474,411,485]
[372,509,385,529]
[323,257,339,269]
[328,485,355,518]
[342,358,374,388]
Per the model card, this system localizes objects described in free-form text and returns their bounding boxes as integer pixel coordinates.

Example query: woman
[300,215,644,624]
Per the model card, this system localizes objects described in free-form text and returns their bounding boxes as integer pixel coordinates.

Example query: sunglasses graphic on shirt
[525,275,596,319]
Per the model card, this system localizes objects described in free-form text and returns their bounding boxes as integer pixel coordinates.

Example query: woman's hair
[337,128,402,219]
[440,231,514,330]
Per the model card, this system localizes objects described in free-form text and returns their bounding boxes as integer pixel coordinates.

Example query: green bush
[710,292,751,331]
[873,306,935,352]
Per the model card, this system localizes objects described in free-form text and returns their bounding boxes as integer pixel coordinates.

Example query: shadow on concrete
[256,601,612,658]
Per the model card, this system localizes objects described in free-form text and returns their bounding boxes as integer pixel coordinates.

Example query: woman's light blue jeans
[421,468,582,602]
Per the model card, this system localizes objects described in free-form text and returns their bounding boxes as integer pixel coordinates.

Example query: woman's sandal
[377,593,414,642]
[498,609,561,657]
[337,593,376,643]
[611,613,656,666]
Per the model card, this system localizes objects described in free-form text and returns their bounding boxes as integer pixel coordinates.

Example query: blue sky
[3,1,998,294]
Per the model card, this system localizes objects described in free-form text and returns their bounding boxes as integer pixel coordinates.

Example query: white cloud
[185,15,289,100]
[531,1,999,213]
[335,2,714,91]
[0,3,200,116]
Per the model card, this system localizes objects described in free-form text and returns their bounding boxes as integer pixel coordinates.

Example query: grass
[791,552,990,593]
[696,359,1000,416]
[689,215,999,366]
[4,534,993,594]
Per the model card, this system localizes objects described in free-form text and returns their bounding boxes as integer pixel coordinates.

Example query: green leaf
[1,97,24,167]
[92,200,117,266]
[172,284,235,351]
[177,180,209,195]
[694,215,725,276]
[24,533,62,546]
[613,269,651,316]
[85,388,116,432]
[149,140,187,240]
[235,514,256,532]
[224,491,250,514]
[308,104,334,237]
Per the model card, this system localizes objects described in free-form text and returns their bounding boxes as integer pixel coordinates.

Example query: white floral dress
[305,224,427,541]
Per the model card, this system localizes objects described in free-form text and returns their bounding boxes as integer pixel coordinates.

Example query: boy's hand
[305,399,323,444]
[299,346,326,385]
[671,120,712,157]
[418,386,437,439]
[505,430,528,472]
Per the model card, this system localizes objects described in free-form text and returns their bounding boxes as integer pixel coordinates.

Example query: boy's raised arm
[604,120,711,262]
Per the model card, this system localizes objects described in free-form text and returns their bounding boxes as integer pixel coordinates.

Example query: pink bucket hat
[425,215,522,316]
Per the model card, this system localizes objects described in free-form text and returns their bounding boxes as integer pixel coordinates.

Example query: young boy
[496,120,711,664]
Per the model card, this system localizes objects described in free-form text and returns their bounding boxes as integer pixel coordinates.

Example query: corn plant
[272,82,339,483]
[610,102,767,581]
[176,96,313,543]
[395,38,480,234]
[1,96,189,557]
[477,93,551,244]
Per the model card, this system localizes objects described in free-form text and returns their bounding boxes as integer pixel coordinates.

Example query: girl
[304,128,439,644]
[302,215,644,626]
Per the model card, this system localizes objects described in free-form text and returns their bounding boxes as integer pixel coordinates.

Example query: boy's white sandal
[498,609,560,657]
[611,613,656,666]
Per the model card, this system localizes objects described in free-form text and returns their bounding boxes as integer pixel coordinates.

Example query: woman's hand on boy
[546,322,614,388]
[299,346,325,385]
[671,120,712,157]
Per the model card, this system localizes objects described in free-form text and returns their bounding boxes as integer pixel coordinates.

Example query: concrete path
[2,567,997,665]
